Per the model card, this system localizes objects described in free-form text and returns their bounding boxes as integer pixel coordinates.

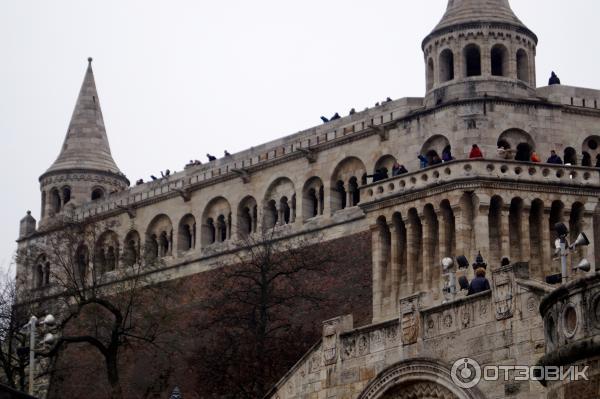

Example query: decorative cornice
[422,21,538,49]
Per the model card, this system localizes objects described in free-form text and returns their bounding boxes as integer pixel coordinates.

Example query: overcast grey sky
[1,0,600,271]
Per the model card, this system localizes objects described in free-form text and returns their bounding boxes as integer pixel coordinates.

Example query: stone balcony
[360,159,600,207]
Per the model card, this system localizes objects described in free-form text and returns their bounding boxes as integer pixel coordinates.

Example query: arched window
[491,44,509,77]
[62,187,71,205]
[264,200,278,229]
[217,215,227,242]
[335,181,347,210]
[76,246,89,284]
[206,218,216,244]
[463,44,481,77]
[50,188,61,214]
[349,177,360,207]
[146,214,173,260]
[331,157,366,213]
[41,191,46,218]
[148,234,159,261]
[202,197,232,246]
[91,188,105,201]
[105,247,116,272]
[439,49,454,82]
[426,58,434,91]
[178,214,196,251]
[280,197,291,224]
[43,262,50,286]
[36,264,44,289]
[516,49,529,83]
[238,196,258,237]
[123,230,140,267]
[159,232,170,257]
[564,147,577,165]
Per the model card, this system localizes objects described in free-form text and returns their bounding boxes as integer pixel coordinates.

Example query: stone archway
[358,359,483,399]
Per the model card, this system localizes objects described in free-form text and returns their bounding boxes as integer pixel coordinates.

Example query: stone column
[582,203,598,272]
[474,202,490,274]
[500,206,511,260]
[371,225,383,322]
[481,43,491,77]
[541,208,552,276]
[520,205,531,263]
[404,216,416,294]
[389,222,400,316]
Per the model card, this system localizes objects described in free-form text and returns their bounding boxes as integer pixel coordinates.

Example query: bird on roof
[349,108,356,115]
[320,116,329,123]
[150,175,158,181]
[330,113,341,121]
[386,97,392,102]
[224,150,231,157]
[207,154,217,161]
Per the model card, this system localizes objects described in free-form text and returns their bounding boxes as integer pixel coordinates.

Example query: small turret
[39,58,129,223]
[19,211,36,239]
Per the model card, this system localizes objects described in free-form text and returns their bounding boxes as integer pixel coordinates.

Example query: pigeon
[320,116,329,123]
[330,112,341,121]
[207,154,217,161]
[224,150,231,157]
[150,175,158,181]
[386,97,392,102]
[349,108,356,115]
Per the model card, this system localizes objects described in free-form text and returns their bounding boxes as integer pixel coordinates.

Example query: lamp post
[553,222,590,284]
[22,314,56,395]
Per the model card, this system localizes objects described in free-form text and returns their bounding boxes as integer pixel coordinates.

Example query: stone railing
[69,100,420,221]
[360,159,600,204]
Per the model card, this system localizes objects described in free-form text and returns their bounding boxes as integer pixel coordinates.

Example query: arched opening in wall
[583,136,600,167]
[202,197,231,245]
[407,208,423,291]
[279,197,291,225]
[264,200,278,229]
[302,176,324,220]
[569,202,585,264]
[35,264,43,289]
[392,212,408,297]
[95,230,119,274]
[564,147,577,165]
[423,204,440,290]
[41,191,46,218]
[76,245,89,284]
[489,196,503,264]
[374,155,396,181]
[105,247,116,272]
[43,261,50,286]
[238,196,258,236]
[497,129,535,160]
[420,135,451,166]
[123,230,140,267]
[426,58,434,91]
[439,200,456,260]
[91,188,105,201]
[549,201,565,274]
[178,214,196,251]
[349,177,360,206]
[516,49,529,83]
[509,198,524,261]
[62,187,71,205]
[491,44,509,77]
[146,214,173,259]
[582,151,592,167]
[529,199,545,279]
[463,44,481,77]
[439,49,454,83]
[330,157,366,213]
[50,188,61,214]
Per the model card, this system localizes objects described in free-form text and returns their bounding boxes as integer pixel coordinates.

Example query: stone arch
[497,129,535,160]
[564,147,577,165]
[123,230,140,267]
[178,214,196,252]
[582,135,600,165]
[91,187,105,201]
[50,188,61,214]
[331,156,366,213]
[516,48,529,83]
[302,177,324,221]
[374,155,397,180]
[61,186,72,205]
[263,177,296,229]
[439,48,454,83]
[202,197,231,245]
[463,44,481,77]
[491,43,509,77]
[146,214,173,259]
[34,254,50,289]
[357,358,483,399]
[237,196,258,237]
[95,230,119,274]
[427,57,434,91]
[421,135,450,165]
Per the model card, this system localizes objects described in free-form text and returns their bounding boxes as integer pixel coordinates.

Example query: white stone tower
[422,0,538,106]
[38,58,129,224]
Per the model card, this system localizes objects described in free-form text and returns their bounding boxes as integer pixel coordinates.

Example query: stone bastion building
[14,0,600,398]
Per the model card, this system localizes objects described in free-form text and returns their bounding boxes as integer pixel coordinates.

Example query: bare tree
[17,218,182,399]
[0,266,32,391]
[190,229,337,398]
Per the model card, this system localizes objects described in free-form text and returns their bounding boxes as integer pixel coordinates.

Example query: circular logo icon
[451,358,482,389]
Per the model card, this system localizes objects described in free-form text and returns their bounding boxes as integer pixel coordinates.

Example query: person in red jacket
[469,144,483,159]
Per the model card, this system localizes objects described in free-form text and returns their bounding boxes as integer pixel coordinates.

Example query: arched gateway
[358,359,483,399]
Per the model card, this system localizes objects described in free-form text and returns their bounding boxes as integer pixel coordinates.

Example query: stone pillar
[389,222,400,316]
[421,215,432,292]
[371,225,383,322]
[582,203,597,273]
[541,208,552,276]
[346,189,353,209]
[404,216,416,294]
[481,43,491,77]
[520,205,531,263]
[500,207,511,260]
[474,203,490,272]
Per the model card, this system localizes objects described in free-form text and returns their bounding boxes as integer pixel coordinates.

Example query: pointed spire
[431,0,531,36]
[43,58,123,176]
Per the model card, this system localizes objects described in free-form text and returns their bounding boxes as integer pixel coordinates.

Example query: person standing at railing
[469,144,483,159]
[418,154,429,168]
[531,151,541,163]
[547,150,563,165]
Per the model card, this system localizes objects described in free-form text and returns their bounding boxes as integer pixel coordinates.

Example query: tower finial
[88,57,93,65]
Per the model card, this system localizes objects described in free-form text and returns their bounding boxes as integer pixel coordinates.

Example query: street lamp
[21,314,56,395]
[553,222,591,283]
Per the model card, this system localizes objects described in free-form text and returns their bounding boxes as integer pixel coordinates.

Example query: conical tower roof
[43,58,123,177]
[426,0,536,43]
